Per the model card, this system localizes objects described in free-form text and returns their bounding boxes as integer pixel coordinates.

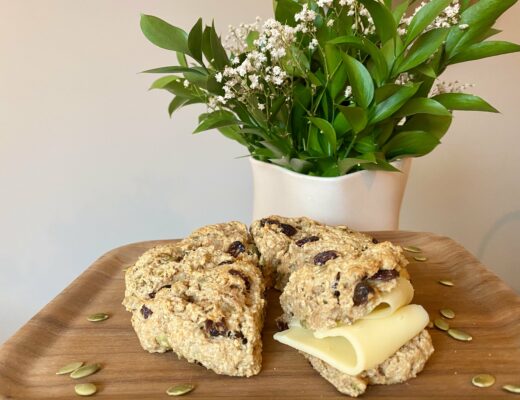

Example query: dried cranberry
[332,272,341,290]
[353,282,374,306]
[372,238,379,244]
[260,218,280,227]
[149,292,156,299]
[204,318,228,337]
[242,338,248,345]
[140,305,153,319]
[370,269,399,281]
[296,236,320,247]
[219,260,234,265]
[314,250,339,266]
[229,269,251,290]
[280,223,297,237]
[228,241,246,257]
[333,290,340,298]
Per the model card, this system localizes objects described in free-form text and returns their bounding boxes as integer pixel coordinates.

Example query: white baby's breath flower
[309,38,319,51]
[183,79,190,88]
[327,19,335,27]
[459,23,469,30]
[317,0,333,8]
[258,103,265,111]
[345,85,352,98]
[215,72,223,83]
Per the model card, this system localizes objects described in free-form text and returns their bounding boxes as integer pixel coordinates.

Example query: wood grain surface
[0,232,519,399]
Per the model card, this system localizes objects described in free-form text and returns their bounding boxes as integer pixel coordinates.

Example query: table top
[1,231,519,399]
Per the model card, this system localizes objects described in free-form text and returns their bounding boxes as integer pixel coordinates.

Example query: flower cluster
[399,0,461,35]
[430,80,475,96]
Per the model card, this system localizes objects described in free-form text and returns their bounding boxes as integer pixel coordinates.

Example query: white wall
[1,0,518,344]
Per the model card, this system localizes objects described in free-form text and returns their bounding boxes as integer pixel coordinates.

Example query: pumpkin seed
[440,308,455,319]
[70,363,101,379]
[156,334,171,349]
[87,313,109,322]
[434,318,450,331]
[404,246,421,253]
[439,280,454,287]
[56,361,84,375]
[448,328,472,341]
[472,374,495,388]
[166,383,195,396]
[414,256,428,262]
[503,384,520,394]
[75,383,97,396]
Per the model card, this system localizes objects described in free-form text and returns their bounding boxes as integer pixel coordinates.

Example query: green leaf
[445,0,517,57]
[383,130,441,159]
[210,22,229,69]
[217,125,247,145]
[188,18,204,64]
[341,54,375,109]
[329,36,389,84]
[338,158,375,174]
[307,126,325,157]
[393,0,409,24]
[414,63,437,78]
[338,106,368,134]
[358,0,397,44]
[354,136,378,153]
[370,83,421,124]
[333,112,351,136]
[177,52,188,67]
[401,113,452,139]
[395,28,449,74]
[149,75,179,89]
[202,26,213,64]
[168,96,189,117]
[432,93,499,113]
[404,0,452,46]
[325,44,348,100]
[140,15,189,54]
[275,0,302,27]
[142,66,205,74]
[381,36,404,72]
[449,41,520,64]
[194,110,239,133]
[308,117,337,155]
[395,97,451,117]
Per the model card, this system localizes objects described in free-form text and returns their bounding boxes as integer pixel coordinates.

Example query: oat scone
[250,216,376,289]
[280,242,409,330]
[303,330,434,397]
[123,222,266,377]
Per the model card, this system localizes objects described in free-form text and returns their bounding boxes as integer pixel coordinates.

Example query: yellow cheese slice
[274,304,429,376]
[362,277,414,320]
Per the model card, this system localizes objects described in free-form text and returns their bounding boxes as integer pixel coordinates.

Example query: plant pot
[250,157,412,231]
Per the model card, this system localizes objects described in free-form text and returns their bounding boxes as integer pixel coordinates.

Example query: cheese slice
[274,304,429,376]
[362,277,414,320]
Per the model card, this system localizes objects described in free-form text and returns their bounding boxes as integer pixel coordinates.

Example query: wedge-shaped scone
[280,242,409,330]
[123,222,265,377]
[250,216,376,289]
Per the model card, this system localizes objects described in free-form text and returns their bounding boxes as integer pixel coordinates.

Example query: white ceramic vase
[250,157,412,231]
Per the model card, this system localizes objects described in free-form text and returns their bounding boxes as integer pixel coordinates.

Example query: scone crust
[250,216,375,289]
[123,222,265,377]
[280,242,409,330]
[304,329,434,396]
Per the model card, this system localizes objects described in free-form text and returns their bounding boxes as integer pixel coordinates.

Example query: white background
[1,1,519,344]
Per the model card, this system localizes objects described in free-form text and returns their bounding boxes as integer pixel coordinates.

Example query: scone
[250,216,376,289]
[279,242,409,330]
[123,222,266,377]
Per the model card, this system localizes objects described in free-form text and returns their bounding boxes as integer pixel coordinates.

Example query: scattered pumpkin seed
[414,256,428,262]
[434,318,450,331]
[440,308,456,319]
[503,384,520,394]
[75,383,97,396]
[404,246,422,253]
[472,374,496,388]
[56,361,84,375]
[156,334,171,349]
[447,328,472,341]
[70,363,101,379]
[87,313,109,322]
[166,383,195,396]
[439,280,454,287]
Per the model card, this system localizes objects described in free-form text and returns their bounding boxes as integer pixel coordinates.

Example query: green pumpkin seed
[70,363,101,379]
[472,374,495,388]
[166,383,195,396]
[434,318,450,331]
[448,328,472,341]
[75,383,97,396]
[404,246,422,253]
[440,308,455,319]
[414,256,428,262]
[439,280,454,287]
[156,334,171,349]
[503,384,520,394]
[56,361,84,375]
[87,313,109,322]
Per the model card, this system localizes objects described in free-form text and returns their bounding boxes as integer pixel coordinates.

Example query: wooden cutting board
[1,232,519,400]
